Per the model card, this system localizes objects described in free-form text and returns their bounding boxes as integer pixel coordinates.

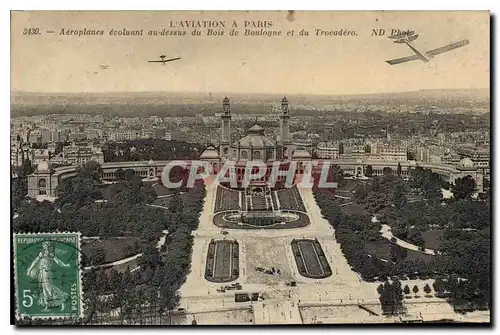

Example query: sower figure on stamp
[26,241,70,312]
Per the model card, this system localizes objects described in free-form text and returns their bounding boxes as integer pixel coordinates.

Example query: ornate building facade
[24,96,485,199]
[200,96,306,187]
[213,96,295,163]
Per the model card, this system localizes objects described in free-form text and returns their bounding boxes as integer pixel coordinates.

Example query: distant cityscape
[11,91,490,181]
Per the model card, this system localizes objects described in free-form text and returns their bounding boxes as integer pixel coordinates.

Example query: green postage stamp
[13,232,83,320]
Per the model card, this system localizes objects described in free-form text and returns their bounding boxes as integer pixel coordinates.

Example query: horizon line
[11,87,490,98]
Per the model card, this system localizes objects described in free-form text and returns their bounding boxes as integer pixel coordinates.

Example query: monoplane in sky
[386,31,469,65]
[147,55,181,65]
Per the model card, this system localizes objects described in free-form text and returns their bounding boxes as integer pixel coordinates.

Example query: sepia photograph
[10,10,490,325]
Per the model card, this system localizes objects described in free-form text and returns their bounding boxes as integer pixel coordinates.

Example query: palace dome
[37,160,50,172]
[200,146,220,159]
[457,158,476,170]
[292,149,311,159]
[233,124,275,149]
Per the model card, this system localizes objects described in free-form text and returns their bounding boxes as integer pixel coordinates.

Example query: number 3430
[23,28,40,35]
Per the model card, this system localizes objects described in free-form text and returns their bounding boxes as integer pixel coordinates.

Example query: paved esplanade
[177,177,489,324]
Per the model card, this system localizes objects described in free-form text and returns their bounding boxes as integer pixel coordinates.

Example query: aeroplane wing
[386,39,469,65]
[385,55,421,65]
[147,57,181,63]
[426,39,469,57]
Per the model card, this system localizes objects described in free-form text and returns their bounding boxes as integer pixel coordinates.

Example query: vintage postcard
[11,10,490,325]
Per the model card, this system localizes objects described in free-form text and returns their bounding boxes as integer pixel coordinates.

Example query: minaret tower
[279,96,291,146]
[220,96,232,158]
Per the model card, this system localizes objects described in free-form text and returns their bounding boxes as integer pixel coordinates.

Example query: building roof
[457,157,477,171]
[248,124,264,133]
[457,145,489,154]
[37,160,50,172]
[292,149,311,159]
[233,125,275,149]
[200,146,220,159]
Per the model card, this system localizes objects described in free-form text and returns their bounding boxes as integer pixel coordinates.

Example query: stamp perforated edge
[13,232,84,322]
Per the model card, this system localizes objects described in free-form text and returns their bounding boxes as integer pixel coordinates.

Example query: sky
[11,10,490,95]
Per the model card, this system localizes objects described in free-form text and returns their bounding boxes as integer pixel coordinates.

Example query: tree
[354,184,368,202]
[407,151,416,161]
[412,285,419,296]
[89,247,107,266]
[382,167,393,176]
[397,162,402,176]
[313,164,344,189]
[365,165,373,177]
[102,139,203,163]
[433,227,490,310]
[424,283,432,295]
[116,168,126,180]
[56,176,102,208]
[14,159,207,324]
[77,161,103,181]
[12,177,26,211]
[390,244,408,263]
[139,245,163,270]
[409,167,425,190]
[423,183,443,204]
[407,229,425,248]
[378,280,404,315]
[56,161,105,208]
[125,169,136,181]
[390,182,407,210]
[478,191,489,202]
[433,277,446,294]
[483,177,490,189]
[169,193,184,214]
[452,175,476,200]
[403,285,411,295]
[110,175,156,205]
[123,243,139,258]
[371,177,382,192]
[12,159,35,211]
[338,142,344,155]
[393,279,403,305]
[377,284,384,295]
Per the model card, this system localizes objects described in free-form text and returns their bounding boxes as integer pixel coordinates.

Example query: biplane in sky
[147,55,181,65]
[386,31,469,65]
